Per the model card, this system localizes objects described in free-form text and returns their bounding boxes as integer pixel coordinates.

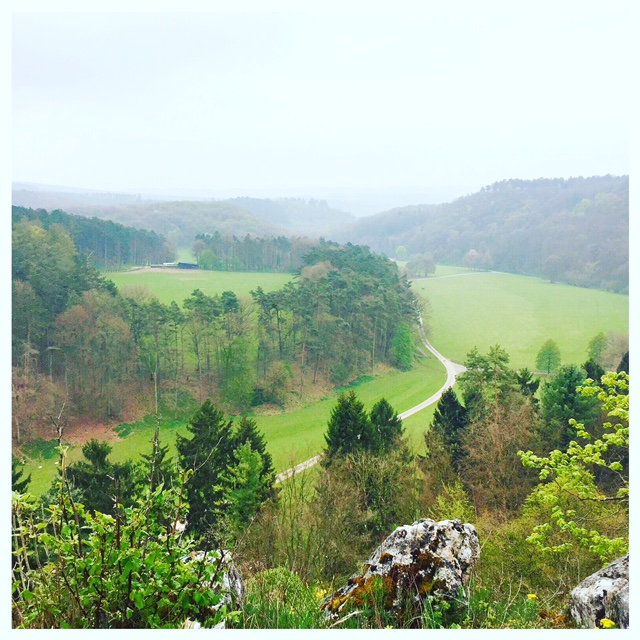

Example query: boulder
[181,550,244,628]
[323,518,480,619]
[569,554,629,629]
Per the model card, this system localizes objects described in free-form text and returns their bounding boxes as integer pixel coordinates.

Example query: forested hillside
[12,206,174,270]
[16,199,286,248]
[332,175,628,292]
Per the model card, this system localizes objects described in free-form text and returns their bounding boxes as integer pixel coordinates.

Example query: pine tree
[176,400,235,536]
[66,440,140,515]
[12,457,31,493]
[139,426,177,492]
[369,397,404,453]
[221,442,270,540]
[232,416,276,498]
[430,388,469,471]
[325,390,375,458]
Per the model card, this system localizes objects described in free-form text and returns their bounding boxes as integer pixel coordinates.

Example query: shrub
[12,471,234,629]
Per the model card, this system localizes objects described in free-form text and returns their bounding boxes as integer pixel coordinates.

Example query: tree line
[12,220,419,441]
[193,231,316,272]
[12,206,174,271]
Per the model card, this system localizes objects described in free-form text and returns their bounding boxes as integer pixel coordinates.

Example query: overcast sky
[11,2,630,196]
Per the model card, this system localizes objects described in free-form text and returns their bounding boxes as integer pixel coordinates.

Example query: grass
[21,352,445,497]
[413,268,628,370]
[105,269,293,306]
[253,354,445,470]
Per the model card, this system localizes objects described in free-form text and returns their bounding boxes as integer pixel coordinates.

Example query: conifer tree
[369,397,403,453]
[176,400,235,535]
[12,457,31,493]
[232,416,276,498]
[430,388,469,471]
[324,390,375,458]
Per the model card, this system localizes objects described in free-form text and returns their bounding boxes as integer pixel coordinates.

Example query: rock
[569,554,629,629]
[181,550,244,628]
[323,518,480,619]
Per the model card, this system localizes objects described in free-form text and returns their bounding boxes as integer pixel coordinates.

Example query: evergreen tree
[176,400,236,536]
[617,351,629,374]
[324,391,375,458]
[232,416,276,495]
[221,441,270,540]
[139,427,177,493]
[369,397,404,453]
[430,388,469,471]
[66,440,140,515]
[539,365,601,452]
[516,367,540,398]
[583,358,605,383]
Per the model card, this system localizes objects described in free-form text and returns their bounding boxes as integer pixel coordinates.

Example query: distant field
[22,353,446,496]
[413,268,629,369]
[106,268,294,305]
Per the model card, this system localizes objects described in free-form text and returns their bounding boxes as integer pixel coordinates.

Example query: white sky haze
[11,2,630,195]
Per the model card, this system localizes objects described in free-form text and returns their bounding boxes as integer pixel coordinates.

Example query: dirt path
[275,319,465,484]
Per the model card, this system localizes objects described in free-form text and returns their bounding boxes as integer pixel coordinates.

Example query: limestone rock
[323,518,480,619]
[569,554,629,629]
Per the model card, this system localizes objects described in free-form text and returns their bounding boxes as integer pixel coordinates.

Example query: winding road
[274,321,465,484]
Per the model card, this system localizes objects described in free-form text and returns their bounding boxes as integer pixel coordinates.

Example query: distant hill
[225,197,353,236]
[12,187,350,245]
[12,193,286,248]
[330,176,629,293]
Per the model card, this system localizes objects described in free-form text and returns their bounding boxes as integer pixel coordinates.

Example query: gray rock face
[323,518,480,618]
[569,554,629,629]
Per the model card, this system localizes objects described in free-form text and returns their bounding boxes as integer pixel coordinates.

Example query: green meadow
[106,268,294,305]
[252,354,445,470]
[413,267,629,370]
[22,354,445,496]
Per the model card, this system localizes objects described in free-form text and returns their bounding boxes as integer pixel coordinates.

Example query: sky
[10,1,631,196]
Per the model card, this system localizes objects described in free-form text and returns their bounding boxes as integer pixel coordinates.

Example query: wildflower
[599,618,616,629]
[527,594,537,601]
[315,588,327,600]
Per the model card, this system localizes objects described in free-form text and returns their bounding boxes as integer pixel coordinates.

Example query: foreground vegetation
[12,358,629,629]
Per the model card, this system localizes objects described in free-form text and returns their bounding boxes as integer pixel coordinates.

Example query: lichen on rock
[322,518,480,621]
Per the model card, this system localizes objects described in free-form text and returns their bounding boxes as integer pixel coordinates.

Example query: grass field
[106,268,294,305]
[21,353,445,496]
[252,354,445,470]
[413,267,629,370]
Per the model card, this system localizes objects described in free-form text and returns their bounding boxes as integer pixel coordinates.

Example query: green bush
[12,469,235,629]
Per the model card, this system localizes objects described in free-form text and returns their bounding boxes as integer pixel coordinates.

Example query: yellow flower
[315,588,327,599]
[527,593,537,601]
[600,618,616,629]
